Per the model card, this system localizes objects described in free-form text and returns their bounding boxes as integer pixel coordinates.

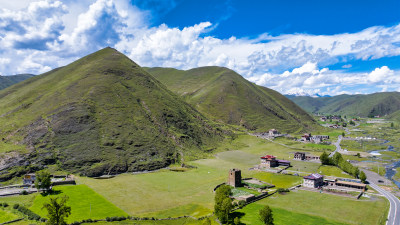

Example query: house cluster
[300,133,329,144]
[23,173,75,187]
[320,116,342,121]
[293,152,320,161]
[303,173,366,191]
[260,155,291,168]
[328,124,341,129]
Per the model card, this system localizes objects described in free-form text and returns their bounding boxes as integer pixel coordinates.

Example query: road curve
[368,181,400,225]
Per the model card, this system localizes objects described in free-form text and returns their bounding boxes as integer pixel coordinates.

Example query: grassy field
[252,173,302,189]
[0,208,19,223]
[236,190,388,225]
[30,185,127,223]
[82,218,219,225]
[76,135,324,218]
[235,203,347,225]
[317,165,353,178]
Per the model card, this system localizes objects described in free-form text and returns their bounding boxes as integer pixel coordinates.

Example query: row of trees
[320,152,366,183]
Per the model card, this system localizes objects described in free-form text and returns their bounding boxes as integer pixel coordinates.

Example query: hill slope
[0,48,225,178]
[0,74,34,90]
[146,66,317,132]
[289,92,400,117]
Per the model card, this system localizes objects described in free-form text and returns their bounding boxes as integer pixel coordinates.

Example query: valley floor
[0,133,391,225]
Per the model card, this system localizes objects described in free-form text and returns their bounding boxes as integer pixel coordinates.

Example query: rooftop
[261,155,276,159]
[304,173,323,180]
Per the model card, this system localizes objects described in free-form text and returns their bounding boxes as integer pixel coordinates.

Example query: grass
[0,47,227,178]
[251,173,302,189]
[82,218,220,225]
[236,190,388,225]
[370,165,386,176]
[76,135,313,218]
[304,143,335,151]
[29,185,127,223]
[1,193,37,207]
[289,161,321,174]
[317,165,353,178]
[235,203,347,225]
[0,208,19,223]
[146,66,319,133]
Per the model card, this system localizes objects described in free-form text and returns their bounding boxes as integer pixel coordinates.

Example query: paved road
[368,181,400,225]
[329,135,342,157]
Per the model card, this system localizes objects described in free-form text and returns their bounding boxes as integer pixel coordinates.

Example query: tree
[220,198,233,223]
[214,185,232,224]
[35,170,52,193]
[356,153,361,158]
[359,171,367,183]
[332,152,343,166]
[234,217,240,225]
[320,152,330,165]
[341,132,345,137]
[391,122,394,128]
[42,196,71,225]
[259,205,274,225]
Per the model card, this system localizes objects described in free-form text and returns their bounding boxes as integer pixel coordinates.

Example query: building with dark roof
[303,173,324,188]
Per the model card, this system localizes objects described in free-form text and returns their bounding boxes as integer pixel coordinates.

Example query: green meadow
[236,190,388,225]
[0,134,389,225]
[29,185,127,223]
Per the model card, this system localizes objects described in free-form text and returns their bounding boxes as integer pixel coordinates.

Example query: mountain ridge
[289,92,400,117]
[146,66,318,132]
[0,48,226,179]
[0,74,34,90]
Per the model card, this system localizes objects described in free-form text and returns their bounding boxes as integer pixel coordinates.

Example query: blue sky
[0,0,399,96]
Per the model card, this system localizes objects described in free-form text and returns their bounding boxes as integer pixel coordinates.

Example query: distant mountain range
[0,74,34,90]
[146,67,317,132]
[287,92,400,118]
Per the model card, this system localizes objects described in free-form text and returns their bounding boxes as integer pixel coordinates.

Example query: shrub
[20,190,29,195]
[3,202,8,207]
[13,203,19,209]
[277,188,290,193]
[16,205,42,221]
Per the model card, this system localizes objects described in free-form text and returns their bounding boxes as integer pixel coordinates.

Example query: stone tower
[228,169,242,187]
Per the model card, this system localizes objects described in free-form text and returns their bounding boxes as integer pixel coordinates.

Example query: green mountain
[0,48,225,179]
[0,74,34,90]
[145,66,317,132]
[288,92,400,117]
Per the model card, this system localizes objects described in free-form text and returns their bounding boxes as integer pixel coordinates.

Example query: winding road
[368,181,400,225]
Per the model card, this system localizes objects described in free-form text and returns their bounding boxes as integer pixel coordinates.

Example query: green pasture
[289,160,321,173]
[236,190,388,225]
[317,165,353,178]
[30,185,127,223]
[251,173,302,189]
[235,203,347,225]
[0,208,19,223]
[77,135,316,218]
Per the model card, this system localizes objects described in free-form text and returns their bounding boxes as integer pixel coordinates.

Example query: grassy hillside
[289,92,400,117]
[146,66,317,132]
[0,74,34,90]
[0,48,227,179]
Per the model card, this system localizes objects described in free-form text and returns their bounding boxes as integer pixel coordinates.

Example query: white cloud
[367,66,395,83]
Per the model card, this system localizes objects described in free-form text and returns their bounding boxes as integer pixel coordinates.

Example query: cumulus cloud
[0,0,400,96]
[249,62,400,96]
